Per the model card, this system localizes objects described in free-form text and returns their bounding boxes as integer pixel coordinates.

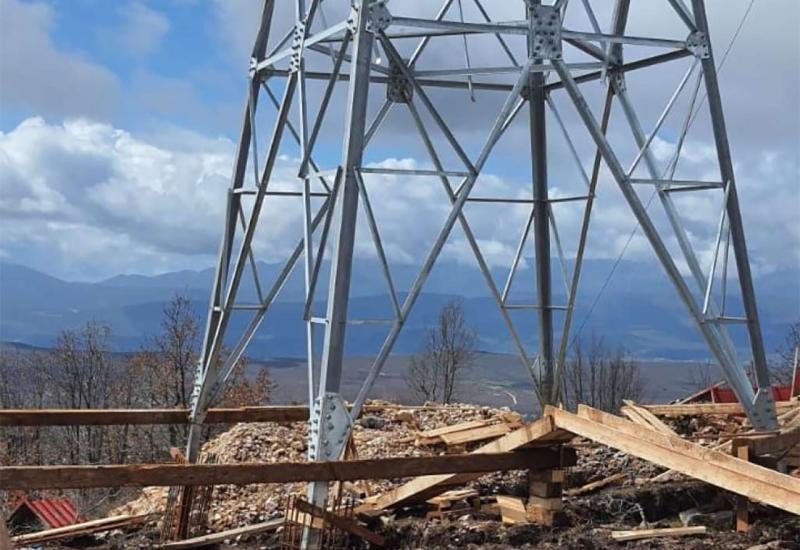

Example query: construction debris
[24,397,800,548]
[156,519,282,549]
[564,472,626,497]
[10,513,151,546]
[112,401,523,531]
[425,489,481,519]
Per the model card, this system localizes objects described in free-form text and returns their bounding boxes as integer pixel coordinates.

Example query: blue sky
[0,0,245,136]
[0,0,798,286]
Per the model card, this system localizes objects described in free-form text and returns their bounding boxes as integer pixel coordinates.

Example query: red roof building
[7,496,83,533]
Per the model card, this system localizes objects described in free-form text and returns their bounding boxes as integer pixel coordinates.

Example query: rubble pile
[667,414,747,442]
[112,401,521,530]
[567,442,662,487]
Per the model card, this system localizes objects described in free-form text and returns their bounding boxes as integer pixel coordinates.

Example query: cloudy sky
[0,0,797,291]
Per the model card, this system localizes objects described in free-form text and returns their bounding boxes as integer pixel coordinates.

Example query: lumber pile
[425,488,481,519]
[547,405,800,515]
[414,412,523,448]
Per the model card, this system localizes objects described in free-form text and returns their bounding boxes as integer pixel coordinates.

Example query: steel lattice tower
[186,0,778,531]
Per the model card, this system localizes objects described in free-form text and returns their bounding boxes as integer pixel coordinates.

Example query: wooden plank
[610,526,707,542]
[426,488,479,506]
[0,403,485,427]
[495,496,528,525]
[1,519,10,550]
[0,449,568,491]
[622,401,676,435]
[11,514,150,545]
[418,420,491,439]
[642,401,795,417]
[564,472,626,496]
[157,519,282,549]
[292,499,385,547]
[0,406,309,426]
[734,444,751,533]
[732,427,800,457]
[440,423,511,446]
[373,416,576,509]
[549,406,800,514]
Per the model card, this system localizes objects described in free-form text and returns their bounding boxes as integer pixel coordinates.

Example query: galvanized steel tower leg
[526,0,554,404]
[304,0,375,542]
[691,0,774,423]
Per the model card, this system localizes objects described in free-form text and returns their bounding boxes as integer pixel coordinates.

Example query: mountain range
[0,259,797,361]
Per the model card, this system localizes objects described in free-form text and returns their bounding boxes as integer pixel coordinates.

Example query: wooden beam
[0,406,309,426]
[547,406,800,515]
[0,449,567,490]
[495,496,528,525]
[731,427,800,457]
[0,403,492,427]
[372,416,576,510]
[621,401,676,435]
[440,423,511,446]
[734,444,751,533]
[157,519,282,549]
[0,519,10,550]
[642,401,796,417]
[564,472,626,496]
[610,526,707,542]
[417,420,490,440]
[11,514,151,545]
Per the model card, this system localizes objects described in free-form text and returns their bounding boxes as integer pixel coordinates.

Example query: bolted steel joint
[307,392,352,461]
[387,58,413,103]
[529,4,562,60]
[608,68,627,92]
[289,21,307,73]
[366,1,392,34]
[686,31,710,59]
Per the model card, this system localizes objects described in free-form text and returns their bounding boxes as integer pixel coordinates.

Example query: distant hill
[1,260,797,361]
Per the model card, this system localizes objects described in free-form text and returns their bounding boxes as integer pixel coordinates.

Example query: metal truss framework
[186,0,778,531]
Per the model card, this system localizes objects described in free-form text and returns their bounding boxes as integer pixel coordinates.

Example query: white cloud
[1,115,795,285]
[0,0,119,120]
[116,2,171,58]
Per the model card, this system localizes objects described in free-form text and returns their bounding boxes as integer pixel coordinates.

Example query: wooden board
[733,427,800,457]
[0,449,568,490]
[564,472,626,496]
[547,406,800,515]
[440,423,511,446]
[642,401,795,417]
[0,403,438,427]
[11,514,150,545]
[418,420,490,440]
[157,519,282,549]
[621,401,676,435]
[373,416,576,510]
[426,488,479,506]
[611,526,707,542]
[495,496,528,525]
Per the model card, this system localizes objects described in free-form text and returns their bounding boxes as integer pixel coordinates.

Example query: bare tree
[773,321,800,386]
[407,300,475,404]
[50,323,115,464]
[218,360,275,408]
[563,336,645,413]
